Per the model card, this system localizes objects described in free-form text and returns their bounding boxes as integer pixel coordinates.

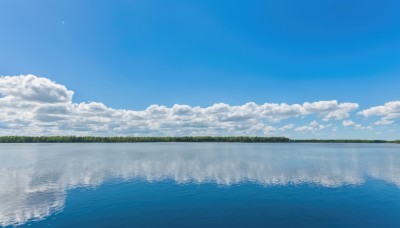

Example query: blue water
[0,143,399,227]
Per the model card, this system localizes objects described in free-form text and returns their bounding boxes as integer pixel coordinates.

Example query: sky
[0,0,399,139]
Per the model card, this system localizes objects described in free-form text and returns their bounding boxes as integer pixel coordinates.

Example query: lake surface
[0,143,399,227]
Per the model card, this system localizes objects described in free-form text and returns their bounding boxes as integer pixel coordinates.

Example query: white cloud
[304,101,359,121]
[374,119,394,125]
[0,74,73,103]
[294,121,328,133]
[359,101,400,125]
[342,120,365,129]
[0,75,362,136]
[279,123,294,131]
[342,120,355,127]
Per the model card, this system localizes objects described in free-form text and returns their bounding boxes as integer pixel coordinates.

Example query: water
[0,143,399,227]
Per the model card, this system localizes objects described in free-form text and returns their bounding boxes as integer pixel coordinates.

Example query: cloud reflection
[0,143,399,226]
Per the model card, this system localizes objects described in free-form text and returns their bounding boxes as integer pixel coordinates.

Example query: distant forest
[0,136,398,143]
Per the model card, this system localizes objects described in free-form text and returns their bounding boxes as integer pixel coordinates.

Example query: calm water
[0,143,399,227]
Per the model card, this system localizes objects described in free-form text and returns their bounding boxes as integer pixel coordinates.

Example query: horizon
[0,135,397,142]
[1,0,400,139]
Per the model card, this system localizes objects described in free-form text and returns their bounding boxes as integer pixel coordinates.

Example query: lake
[0,143,399,227]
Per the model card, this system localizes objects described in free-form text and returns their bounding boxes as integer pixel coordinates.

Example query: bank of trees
[0,136,290,143]
[0,136,397,143]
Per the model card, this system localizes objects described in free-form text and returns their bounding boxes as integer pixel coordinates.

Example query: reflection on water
[0,143,399,226]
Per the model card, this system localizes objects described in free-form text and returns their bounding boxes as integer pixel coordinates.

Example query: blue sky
[0,0,399,139]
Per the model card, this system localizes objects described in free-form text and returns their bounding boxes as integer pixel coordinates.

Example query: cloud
[294,121,328,132]
[342,120,355,127]
[359,101,400,125]
[279,123,294,131]
[0,75,361,136]
[342,120,367,129]
[304,101,359,121]
[0,74,73,103]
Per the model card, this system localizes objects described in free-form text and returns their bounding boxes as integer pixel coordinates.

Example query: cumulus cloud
[0,75,362,135]
[279,123,295,131]
[0,75,73,103]
[358,101,400,125]
[294,121,329,132]
[342,120,366,129]
[304,101,359,121]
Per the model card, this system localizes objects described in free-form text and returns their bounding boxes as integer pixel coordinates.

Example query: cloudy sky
[1,0,399,139]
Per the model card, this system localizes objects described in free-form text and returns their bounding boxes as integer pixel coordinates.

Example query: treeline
[0,136,397,143]
[0,136,290,143]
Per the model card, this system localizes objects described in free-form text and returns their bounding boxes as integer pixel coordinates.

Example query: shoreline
[0,136,398,144]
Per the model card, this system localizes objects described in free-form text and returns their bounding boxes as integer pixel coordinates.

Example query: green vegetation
[0,136,398,143]
[0,136,290,143]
